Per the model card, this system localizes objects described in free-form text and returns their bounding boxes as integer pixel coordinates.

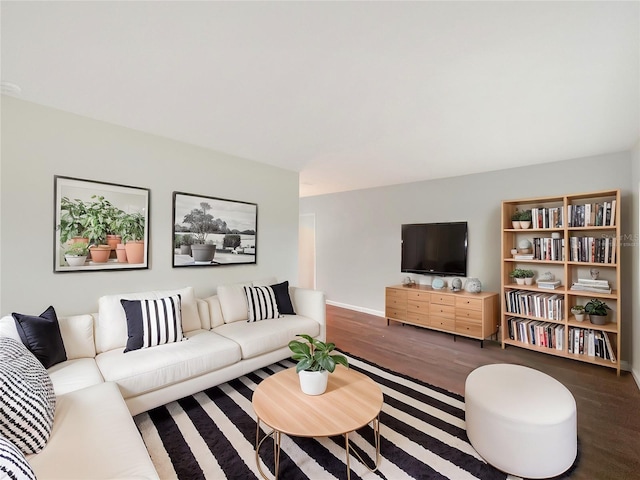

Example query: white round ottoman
[465,364,577,479]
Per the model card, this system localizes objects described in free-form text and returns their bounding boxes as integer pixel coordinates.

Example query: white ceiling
[1,1,638,197]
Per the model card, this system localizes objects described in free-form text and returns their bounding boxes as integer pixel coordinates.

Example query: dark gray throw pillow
[270,281,296,315]
[12,305,67,369]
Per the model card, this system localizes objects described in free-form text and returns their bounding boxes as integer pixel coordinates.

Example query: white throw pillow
[217,282,252,323]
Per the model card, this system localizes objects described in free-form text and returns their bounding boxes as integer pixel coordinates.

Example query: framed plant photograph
[172,191,257,267]
[54,176,150,272]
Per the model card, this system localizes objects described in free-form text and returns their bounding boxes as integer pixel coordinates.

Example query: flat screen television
[401,222,468,276]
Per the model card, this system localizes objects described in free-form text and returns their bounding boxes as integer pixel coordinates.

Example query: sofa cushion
[47,358,104,397]
[244,286,280,322]
[0,338,56,455]
[271,281,296,315]
[213,315,321,359]
[96,286,200,354]
[0,435,36,480]
[25,382,158,480]
[121,295,185,352]
[95,330,241,399]
[58,314,96,359]
[217,282,251,323]
[12,306,67,369]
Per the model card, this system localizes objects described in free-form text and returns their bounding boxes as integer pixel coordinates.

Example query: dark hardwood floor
[326,304,640,480]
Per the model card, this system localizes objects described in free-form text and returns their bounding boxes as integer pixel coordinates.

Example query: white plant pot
[298,370,329,396]
[524,277,533,285]
[65,254,87,267]
[515,278,525,285]
[573,313,586,322]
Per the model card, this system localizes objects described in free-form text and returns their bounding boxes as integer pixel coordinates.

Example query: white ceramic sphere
[465,278,482,293]
[518,239,532,250]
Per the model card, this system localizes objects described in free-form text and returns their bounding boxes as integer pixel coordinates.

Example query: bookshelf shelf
[501,189,621,375]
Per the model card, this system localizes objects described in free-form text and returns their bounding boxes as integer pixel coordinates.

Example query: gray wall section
[301,151,635,364]
[0,97,299,316]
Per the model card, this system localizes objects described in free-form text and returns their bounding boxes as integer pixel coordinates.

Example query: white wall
[300,151,635,363]
[0,97,300,315]
[631,140,640,384]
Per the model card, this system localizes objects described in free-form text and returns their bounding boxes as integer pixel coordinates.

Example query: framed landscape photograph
[172,191,257,267]
[54,176,150,272]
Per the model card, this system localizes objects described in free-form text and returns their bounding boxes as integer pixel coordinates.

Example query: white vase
[524,277,533,285]
[520,221,531,229]
[298,370,329,395]
[515,278,525,285]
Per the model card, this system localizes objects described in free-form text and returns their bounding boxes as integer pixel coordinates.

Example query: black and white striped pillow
[0,435,36,480]
[244,286,280,322]
[121,295,185,353]
[0,337,56,455]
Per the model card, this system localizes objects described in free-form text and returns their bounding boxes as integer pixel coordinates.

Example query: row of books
[532,237,564,261]
[570,278,612,294]
[567,201,616,227]
[568,327,616,362]
[531,207,564,229]
[507,317,564,350]
[568,236,617,264]
[504,290,565,320]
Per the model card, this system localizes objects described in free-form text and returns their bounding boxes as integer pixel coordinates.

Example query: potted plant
[519,210,532,229]
[509,268,528,285]
[571,305,586,322]
[57,197,89,244]
[179,234,194,256]
[64,242,89,267]
[511,209,522,229]
[584,299,611,325]
[115,212,146,264]
[288,334,349,395]
[523,269,535,285]
[184,202,216,263]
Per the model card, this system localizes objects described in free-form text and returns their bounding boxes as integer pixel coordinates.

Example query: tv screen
[401,222,468,276]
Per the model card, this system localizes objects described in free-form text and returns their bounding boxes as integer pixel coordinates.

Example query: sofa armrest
[289,287,326,341]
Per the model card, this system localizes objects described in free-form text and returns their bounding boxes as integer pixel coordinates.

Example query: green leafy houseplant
[584,299,611,316]
[115,212,145,243]
[288,334,349,373]
[520,210,532,222]
[57,197,89,244]
[509,268,528,279]
[65,242,89,256]
[511,209,522,221]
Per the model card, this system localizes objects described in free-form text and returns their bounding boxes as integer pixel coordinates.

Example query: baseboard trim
[632,366,640,390]
[326,300,384,318]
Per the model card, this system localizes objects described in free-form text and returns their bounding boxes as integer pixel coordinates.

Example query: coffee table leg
[255,417,282,480]
[345,414,381,478]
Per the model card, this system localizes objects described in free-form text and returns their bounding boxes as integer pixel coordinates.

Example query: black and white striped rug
[134,353,509,480]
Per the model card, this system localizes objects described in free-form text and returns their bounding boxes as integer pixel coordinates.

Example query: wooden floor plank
[326,304,640,480]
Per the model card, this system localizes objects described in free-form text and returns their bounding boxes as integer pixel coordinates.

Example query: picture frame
[54,175,150,272]
[172,191,257,268]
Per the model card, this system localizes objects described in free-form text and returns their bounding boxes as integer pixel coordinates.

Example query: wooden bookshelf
[501,190,621,375]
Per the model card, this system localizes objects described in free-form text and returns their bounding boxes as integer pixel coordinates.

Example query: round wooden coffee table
[252,365,383,480]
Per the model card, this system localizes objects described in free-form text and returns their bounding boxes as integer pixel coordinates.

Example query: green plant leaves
[288,334,349,373]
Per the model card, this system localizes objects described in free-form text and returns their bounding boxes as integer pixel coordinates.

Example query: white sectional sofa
[0,279,325,479]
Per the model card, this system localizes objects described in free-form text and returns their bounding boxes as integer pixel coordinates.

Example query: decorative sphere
[539,271,554,281]
[517,239,532,250]
[465,278,482,293]
[451,278,462,291]
[432,278,445,290]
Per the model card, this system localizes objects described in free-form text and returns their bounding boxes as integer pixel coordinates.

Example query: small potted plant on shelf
[509,268,528,285]
[115,212,146,264]
[523,269,535,285]
[584,299,611,325]
[288,334,349,396]
[511,209,522,229]
[570,305,586,322]
[64,242,89,267]
[519,210,532,229]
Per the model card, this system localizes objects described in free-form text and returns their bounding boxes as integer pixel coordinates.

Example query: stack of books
[570,278,611,294]
[537,279,561,290]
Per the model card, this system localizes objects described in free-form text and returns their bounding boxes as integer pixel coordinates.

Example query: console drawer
[455,319,483,337]
[455,308,482,322]
[430,303,455,319]
[430,293,455,306]
[407,312,430,326]
[407,290,430,302]
[407,300,429,315]
[455,297,483,311]
[386,288,407,300]
[431,316,455,331]
[386,307,407,320]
